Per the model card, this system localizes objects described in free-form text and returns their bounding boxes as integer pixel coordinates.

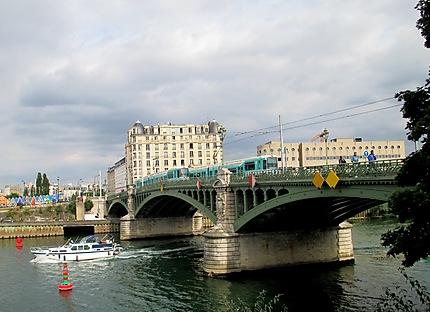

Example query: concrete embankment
[0,220,120,239]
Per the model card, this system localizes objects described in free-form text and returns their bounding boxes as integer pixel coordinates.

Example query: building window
[164,152,168,158]
[164,160,168,166]
[190,151,194,157]
[172,152,177,158]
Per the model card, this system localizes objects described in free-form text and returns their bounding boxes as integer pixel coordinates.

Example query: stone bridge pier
[202,169,355,275]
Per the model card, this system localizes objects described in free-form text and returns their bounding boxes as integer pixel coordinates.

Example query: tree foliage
[381,0,430,267]
[35,172,51,195]
[416,0,430,49]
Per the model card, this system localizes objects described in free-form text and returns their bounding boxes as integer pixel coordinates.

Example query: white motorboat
[30,234,123,262]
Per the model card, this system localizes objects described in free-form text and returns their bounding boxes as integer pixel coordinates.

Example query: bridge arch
[134,190,217,223]
[107,199,128,218]
[234,185,396,232]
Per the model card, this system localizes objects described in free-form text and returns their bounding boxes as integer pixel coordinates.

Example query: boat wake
[116,245,197,260]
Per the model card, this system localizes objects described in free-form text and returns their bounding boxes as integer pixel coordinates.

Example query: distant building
[122,119,225,187]
[107,157,126,196]
[4,184,23,196]
[257,137,405,167]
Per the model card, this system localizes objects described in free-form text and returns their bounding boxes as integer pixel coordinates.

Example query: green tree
[6,192,20,199]
[84,198,94,211]
[381,0,430,267]
[42,173,50,195]
[36,172,42,195]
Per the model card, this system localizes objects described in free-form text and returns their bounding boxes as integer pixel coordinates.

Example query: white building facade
[257,138,406,167]
[125,120,225,186]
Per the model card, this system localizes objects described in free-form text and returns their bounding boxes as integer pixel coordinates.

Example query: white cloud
[0,0,427,186]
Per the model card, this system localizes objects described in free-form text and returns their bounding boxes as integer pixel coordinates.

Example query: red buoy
[15,237,23,249]
[58,262,73,291]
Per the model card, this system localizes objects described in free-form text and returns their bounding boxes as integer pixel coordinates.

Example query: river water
[0,219,429,312]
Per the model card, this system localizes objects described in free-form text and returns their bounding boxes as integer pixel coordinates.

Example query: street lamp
[213,126,227,166]
[322,128,329,165]
[57,177,60,202]
[77,179,83,197]
[94,175,99,196]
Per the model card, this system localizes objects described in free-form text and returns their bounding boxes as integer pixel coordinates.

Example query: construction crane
[312,128,329,142]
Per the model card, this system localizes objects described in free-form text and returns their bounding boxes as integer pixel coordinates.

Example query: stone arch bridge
[107,160,403,275]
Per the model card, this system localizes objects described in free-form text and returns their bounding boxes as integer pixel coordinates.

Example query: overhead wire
[224,97,400,146]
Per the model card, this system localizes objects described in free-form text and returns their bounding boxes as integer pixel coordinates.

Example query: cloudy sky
[0,0,428,189]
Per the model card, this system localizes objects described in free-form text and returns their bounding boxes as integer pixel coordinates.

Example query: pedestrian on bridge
[367,150,377,172]
[351,152,359,165]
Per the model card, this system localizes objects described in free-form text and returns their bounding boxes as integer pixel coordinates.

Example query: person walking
[338,156,346,164]
[351,152,359,164]
[367,150,377,172]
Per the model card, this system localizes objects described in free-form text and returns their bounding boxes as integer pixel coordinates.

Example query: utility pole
[279,115,285,172]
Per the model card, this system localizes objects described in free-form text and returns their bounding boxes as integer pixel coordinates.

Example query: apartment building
[125,120,225,186]
[107,157,126,196]
[257,137,405,167]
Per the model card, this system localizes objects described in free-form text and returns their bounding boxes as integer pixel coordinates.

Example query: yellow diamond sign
[326,170,340,189]
[312,172,325,189]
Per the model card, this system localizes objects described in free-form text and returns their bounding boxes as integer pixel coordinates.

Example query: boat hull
[30,234,122,262]
[31,249,117,262]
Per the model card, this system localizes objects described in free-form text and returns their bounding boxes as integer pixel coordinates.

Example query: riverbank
[0,219,120,239]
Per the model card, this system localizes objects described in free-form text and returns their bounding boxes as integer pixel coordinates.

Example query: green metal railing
[107,159,403,203]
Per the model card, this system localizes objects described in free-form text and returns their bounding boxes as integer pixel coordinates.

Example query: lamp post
[77,179,83,197]
[22,180,25,196]
[57,177,60,201]
[93,175,99,196]
[322,128,329,165]
[217,126,227,167]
